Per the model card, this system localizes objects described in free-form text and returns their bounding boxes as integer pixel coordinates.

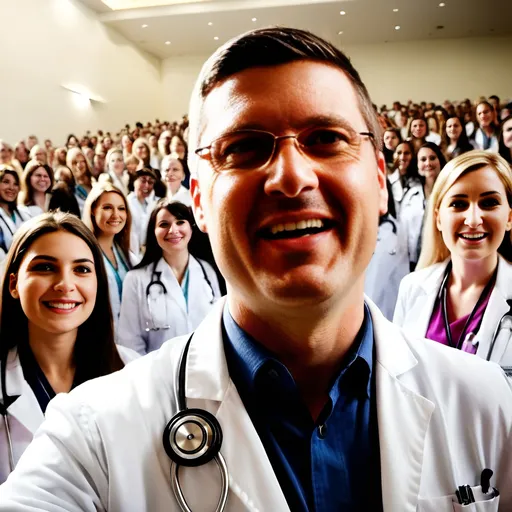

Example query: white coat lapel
[4,349,44,434]
[407,262,447,336]
[476,256,512,363]
[185,299,289,511]
[159,258,187,316]
[0,208,17,237]
[367,300,436,512]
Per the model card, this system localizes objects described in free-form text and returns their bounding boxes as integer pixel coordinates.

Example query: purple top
[426,284,494,349]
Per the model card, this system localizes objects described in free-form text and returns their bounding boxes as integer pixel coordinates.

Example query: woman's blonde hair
[82,183,132,260]
[105,147,123,172]
[66,147,94,186]
[417,150,512,269]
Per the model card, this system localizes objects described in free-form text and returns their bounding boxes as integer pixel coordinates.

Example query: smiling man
[1,27,511,512]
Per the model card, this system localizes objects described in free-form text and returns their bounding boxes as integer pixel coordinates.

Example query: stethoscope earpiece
[163,408,223,468]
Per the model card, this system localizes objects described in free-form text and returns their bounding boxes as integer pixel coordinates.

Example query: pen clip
[481,468,493,494]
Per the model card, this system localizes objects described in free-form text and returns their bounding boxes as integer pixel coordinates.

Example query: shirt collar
[222,303,374,400]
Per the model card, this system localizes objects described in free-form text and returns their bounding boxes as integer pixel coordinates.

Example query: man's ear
[9,273,19,299]
[376,151,389,217]
[190,175,208,233]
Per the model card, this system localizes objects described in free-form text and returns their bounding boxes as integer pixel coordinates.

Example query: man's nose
[263,140,319,197]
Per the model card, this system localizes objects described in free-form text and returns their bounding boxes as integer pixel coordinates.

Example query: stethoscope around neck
[439,260,512,363]
[145,257,216,332]
[0,356,16,474]
[162,333,229,512]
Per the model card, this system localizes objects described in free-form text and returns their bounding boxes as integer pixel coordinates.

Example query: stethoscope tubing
[3,412,15,473]
[170,452,229,512]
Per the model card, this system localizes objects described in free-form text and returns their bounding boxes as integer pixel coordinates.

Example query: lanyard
[104,245,129,300]
[440,262,497,349]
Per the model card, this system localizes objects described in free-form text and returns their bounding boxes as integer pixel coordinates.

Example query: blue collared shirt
[222,304,381,512]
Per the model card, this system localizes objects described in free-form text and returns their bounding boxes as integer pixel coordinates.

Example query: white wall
[0,0,162,146]
[344,35,512,107]
[161,35,512,121]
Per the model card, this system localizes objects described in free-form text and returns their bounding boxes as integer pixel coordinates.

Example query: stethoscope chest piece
[163,408,223,467]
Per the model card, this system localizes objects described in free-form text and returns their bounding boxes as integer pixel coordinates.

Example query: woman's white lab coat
[472,128,499,153]
[103,246,137,333]
[364,216,410,321]
[0,346,139,483]
[0,207,29,253]
[0,298,511,511]
[167,186,192,207]
[393,255,512,366]
[117,256,221,354]
[127,193,160,256]
[399,182,425,266]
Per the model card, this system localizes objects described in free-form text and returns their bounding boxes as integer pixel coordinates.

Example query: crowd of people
[0,24,512,510]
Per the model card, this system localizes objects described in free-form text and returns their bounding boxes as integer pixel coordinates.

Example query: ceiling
[78,0,512,59]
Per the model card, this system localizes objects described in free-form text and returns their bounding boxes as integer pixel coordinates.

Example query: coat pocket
[417,488,499,512]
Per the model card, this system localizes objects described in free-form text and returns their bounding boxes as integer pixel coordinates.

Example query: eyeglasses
[195,127,374,173]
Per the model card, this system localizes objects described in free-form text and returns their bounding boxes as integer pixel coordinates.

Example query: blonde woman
[101,148,130,196]
[83,183,135,330]
[394,151,512,367]
[66,148,94,212]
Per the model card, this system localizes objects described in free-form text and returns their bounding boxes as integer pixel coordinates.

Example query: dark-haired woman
[400,142,447,270]
[18,160,54,217]
[499,114,512,165]
[0,168,29,254]
[0,212,138,482]
[441,116,475,161]
[118,200,221,354]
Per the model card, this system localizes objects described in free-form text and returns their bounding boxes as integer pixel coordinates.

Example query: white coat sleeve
[117,271,148,355]
[392,274,411,327]
[0,395,108,511]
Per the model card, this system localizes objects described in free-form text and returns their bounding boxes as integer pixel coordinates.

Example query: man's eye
[222,136,267,156]
[304,129,349,147]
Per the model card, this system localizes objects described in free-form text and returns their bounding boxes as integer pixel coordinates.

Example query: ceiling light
[338,31,343,35]
[340,10,346,15]
[165,41,171,45]
[395,25,401,30]
[214,36,219,40]
[142,24,148,28]
[208,22,213,26]
[252,17,257,22]
[439,2,445,6]
[393,8,399,12]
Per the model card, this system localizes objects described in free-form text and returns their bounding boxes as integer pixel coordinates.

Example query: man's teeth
[270,219,324,235]
[47,302,78,309]
[460,233,486,240]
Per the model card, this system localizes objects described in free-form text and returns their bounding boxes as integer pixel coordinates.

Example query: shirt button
[318,424,327,439]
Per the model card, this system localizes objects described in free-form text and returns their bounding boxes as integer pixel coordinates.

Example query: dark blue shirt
[222,304,382,512]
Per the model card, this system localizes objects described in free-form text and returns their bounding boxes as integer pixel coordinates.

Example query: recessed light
[208,22,213,26]
[214,36,219,40]
[439,2,445,6]
[338,31,343,35]
[395,25,401,30]
[252,17,257,22]
[393,8,399,12]
[142,24,148,28]
[165,41,171,45]
[340,10,346,15]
